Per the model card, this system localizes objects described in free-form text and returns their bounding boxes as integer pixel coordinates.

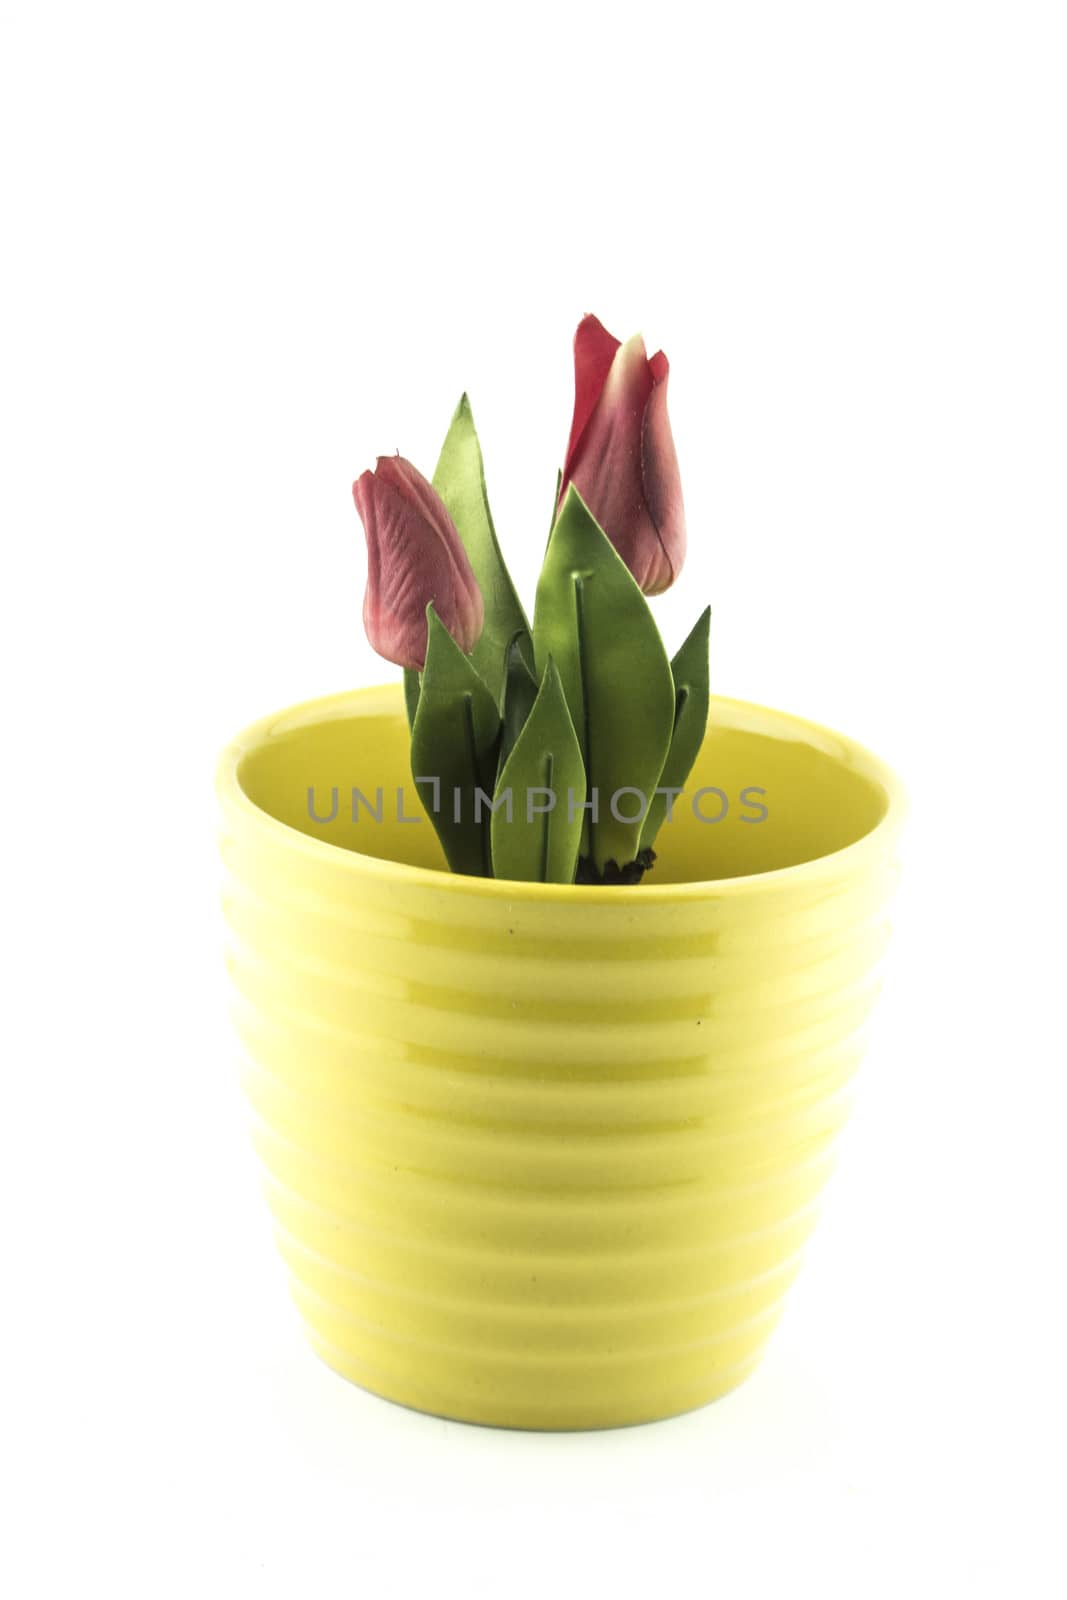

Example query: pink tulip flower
[353,455,483,669]
[560,313,686,595]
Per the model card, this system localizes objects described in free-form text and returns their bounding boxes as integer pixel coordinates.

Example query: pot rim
[217,684,906,902]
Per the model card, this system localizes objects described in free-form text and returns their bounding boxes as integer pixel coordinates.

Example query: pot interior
[234,689,893,885]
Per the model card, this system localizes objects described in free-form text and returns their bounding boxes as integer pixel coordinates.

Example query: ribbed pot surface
[218,687,903,1429]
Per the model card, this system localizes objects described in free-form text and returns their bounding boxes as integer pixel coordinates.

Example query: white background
[2,2,1065,1594]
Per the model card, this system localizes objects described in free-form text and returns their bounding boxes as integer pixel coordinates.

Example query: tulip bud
[559,314,686,596]
[353,455,484,669]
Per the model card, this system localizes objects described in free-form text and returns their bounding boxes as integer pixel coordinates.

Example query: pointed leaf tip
[491,655,586,885]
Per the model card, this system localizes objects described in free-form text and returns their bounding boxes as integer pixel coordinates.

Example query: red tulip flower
[559,314,686,596]
[353,455,483,669]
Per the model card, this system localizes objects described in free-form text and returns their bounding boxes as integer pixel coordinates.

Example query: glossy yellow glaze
[217,685,904,1429]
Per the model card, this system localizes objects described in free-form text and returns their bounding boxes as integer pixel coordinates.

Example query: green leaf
[639,606,711,853]
[533,486,676,872]
[498,632,540,774]
[433,394,533,707]
[547,469,562,548]
[491,659,586,885]
[402,666,421,732]
[410,606,501,877]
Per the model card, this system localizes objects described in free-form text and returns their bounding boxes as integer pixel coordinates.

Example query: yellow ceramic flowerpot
[217,685,904,1430]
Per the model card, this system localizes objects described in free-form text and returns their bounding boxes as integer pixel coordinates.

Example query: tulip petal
[354,464,483,668]
[375,453,452,535]
[640,352,686,593]
[562,313,621,479]
[565,334,662,589]
[356,470,429,666]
